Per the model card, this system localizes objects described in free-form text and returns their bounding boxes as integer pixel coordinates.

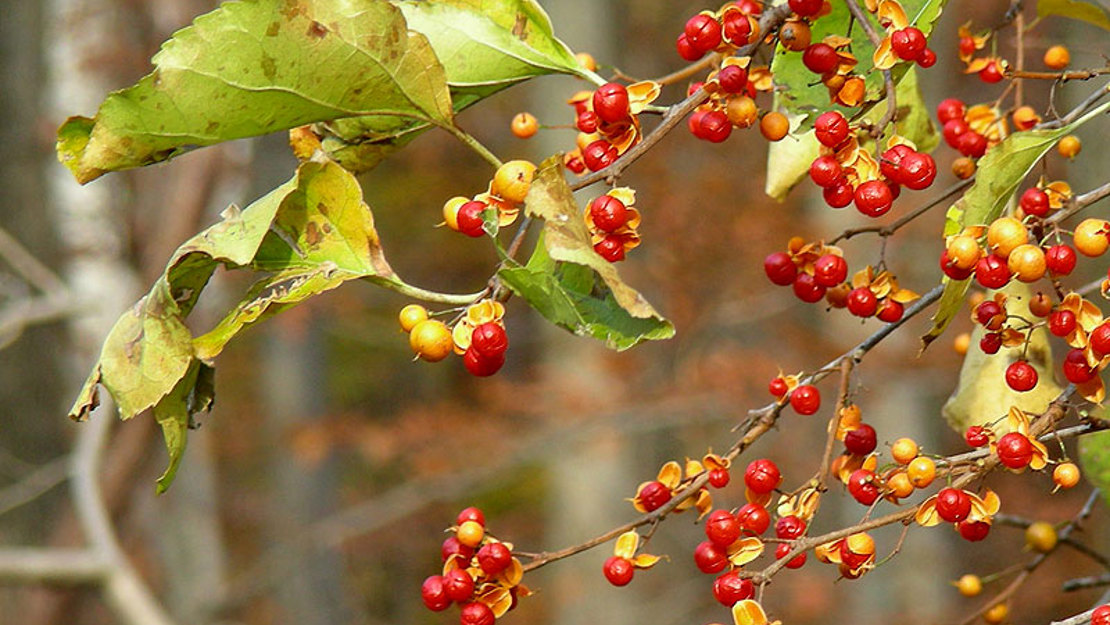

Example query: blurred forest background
[2,0,1110,624]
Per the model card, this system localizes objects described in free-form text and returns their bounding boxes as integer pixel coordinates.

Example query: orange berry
[891,438,919,464]
[952,157,976,179]
[491,160,536,204]
[510,112,539,139]
[409,319,454,362]
[986,216,1027,258]
[1053,462,1080,489]
[760,111,790,142]
[1058,135,1081,159]
[442,196,468,231]
[983,603,1008,625]
[907,456,936,488]
[1007,243,1047,282]
[457,520,485,548]
[886,471,914,498]
[956,574,982,597]
[1043,45,1070,70]
[953,332,971,355]
[947,234,982,271]
[779,20,811,51]
[399,304,429,333]
[1011,106,1040,131]
[727,96,759,128]
[1074,218,1110,257]
[1025,521,1057,553]
[1028,292,1053,317]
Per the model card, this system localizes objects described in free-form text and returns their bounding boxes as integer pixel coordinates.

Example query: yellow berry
[1074,218,1110,257]
[409,319,454,362]
[983,603,1008,625]
[491,160,537,204]
[1025,521,1058,553]
[1043,45,1070,70]
[510,112,539,139]
[726,96,759,129]
[442,196,468,232]
[1006,243,1047,282]
[987,216,1028,258]
[1058,135,1081,159]
[954,332,971,355]
[947,234,982,271]
[1053,462,1081,489]
[886,471,914,498]
[398,304,429,333]
[891,438,919,465]
[956,573,982,597]
[907,456,936,488]
[760,111,790,142]
[457,520,485,548]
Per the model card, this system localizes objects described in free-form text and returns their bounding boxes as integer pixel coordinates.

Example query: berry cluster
[443,160,536,237]
[401,301,510,377]
[584,188,641,262]
[936,98,1005,177]
[767,371,822,415]
[564,81,660,173]
[421,507,528,625]
[764,238,919,321]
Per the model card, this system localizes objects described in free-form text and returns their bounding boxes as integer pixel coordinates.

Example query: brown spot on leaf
[205,121,220,135]
[316,202,329,216]
[305,221,322,246]
[266,21,280,37]
[261,54,277,81]
[307,20,328,39]
[512,12,527,39]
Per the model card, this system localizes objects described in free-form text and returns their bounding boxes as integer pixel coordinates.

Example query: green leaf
[770,0,948,118]
[921,100,1110,348]
[1038,0,1110,31]
[941,282,1063,432]
[68,156,398,491]
[499,157,674,350]
[1079,426,1110,504]
[58,0,453,183]
[318,0,592,173]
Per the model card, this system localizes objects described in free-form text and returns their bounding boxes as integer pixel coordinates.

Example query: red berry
[768,376,789,397]
[582,140,618,171]
[935,487,971,522]
[809,156,843,188]
[576,110,599,133]
[958,37,976,56]
[1020,188,1050,217]
[880,144,914,181]
[736,502,771,535]
[975,300,1003,326]
[979,332,1002,354]
[694,540,729,574]
[477,542,513,576]
[592,83,630,124]
[1049,310,1076,337]
[847,287,879,317]
[896,151,936,190]
[958,520,991,542]
[813,254,848,286]
[975,254,1012,289]
[706,509,743,547]
[442,536,475,562]
[1063,348,1096,383]
[471,323,508,359]
[698,110,733,143]
[848,468,880,505]
[713,570,755,606]
[877,299,904,323]
[890,27,927,61]
[917,48,937,68]
[457,201,488,238]
[590,195,629,233]
[744,458,782,494]
[1045,244,1077,276]
[460,602,495,625]
[676,33,704,61]
[457,507,486,526]
[722,11,754,45]
[764,251,798,286]
[464,345,505,377]
[957,131,988,158]
[940,249,974,280]
[803,43,840,74]
[1005,360,1038,392]
[1092,605,1110,625]
[708,468,731,488]
[603,556,634,586]
[717,65,749,94]
[823,179,854,208]
[444,568,476,602]
[942,119,969,147]
[637,480,672,511]
[685,14,723,54]
[1091,323,1110,355]
[844,423,877,455]
[422,575,451,611]
[790,384,821,415]
[775,514,807,539]
[814,111,849,147]
[792,272,826,303]
[776,542,807,568]
[788,0,823,17]
[965,425,990,448]
[996,431,1034,469]
[594,235,626,262]
[979,60,1004,83]
[937,98,966,124]
[854,180,893,217]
